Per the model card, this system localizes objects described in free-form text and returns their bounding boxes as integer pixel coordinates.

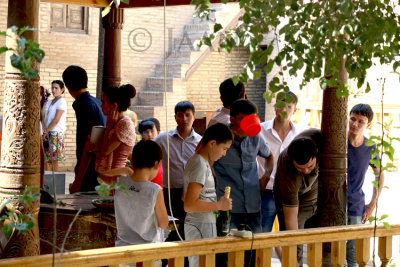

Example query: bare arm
[46,109,64,132]
[99,167,134,185]
[283,206,299,230]
[155,190,169,229]
[259,151,274,193]
[363,168,385,223]
[184,182,232,213]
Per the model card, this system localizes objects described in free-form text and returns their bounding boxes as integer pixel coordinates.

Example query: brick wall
[187,47,267,122]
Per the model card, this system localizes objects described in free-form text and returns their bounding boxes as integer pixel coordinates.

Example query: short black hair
[62,65,88,91]
[102,84,136,112]
[350,103,374,123]
[278,91,298,105]
[131,140,163,169]
[52,80,65,89]
[202,123,233,145]
[288,138,318,165]
[175,101,195,114]
[219,78,245,108]
[230,99,258,118]
[138,118,161,133]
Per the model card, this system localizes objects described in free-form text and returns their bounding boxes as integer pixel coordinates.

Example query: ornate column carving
[0,0,40,257]
[319,58,348,265]
[102,6,124,90]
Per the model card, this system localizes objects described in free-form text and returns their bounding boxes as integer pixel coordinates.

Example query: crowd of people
[40,64,384,267]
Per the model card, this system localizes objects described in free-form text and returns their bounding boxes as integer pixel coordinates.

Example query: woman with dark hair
[42,80,67,171]
[95,84,137,176]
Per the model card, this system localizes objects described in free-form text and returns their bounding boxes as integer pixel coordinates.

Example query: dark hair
[52,80,65,89]
[279,91,298,105]
[288,138,318,165]
[174,101,195,114]
[230,99,258,118]
[138,118,161,133]
[202,123,234,145]
[62,65,88,91]
[103,84,136,112]
[350,104,374,123]
[219,78,245,108]
[131,140,163,169]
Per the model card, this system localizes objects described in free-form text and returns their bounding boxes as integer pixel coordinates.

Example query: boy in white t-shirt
[183,123,233,267]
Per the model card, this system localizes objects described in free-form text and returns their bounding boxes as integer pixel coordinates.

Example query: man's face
[141,125,159,141]
[175,109,195,132]
[349,112,371,136]
[275,101,297,122]
[293,157,317,175]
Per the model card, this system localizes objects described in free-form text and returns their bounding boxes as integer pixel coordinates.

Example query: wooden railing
[0,224,399,267]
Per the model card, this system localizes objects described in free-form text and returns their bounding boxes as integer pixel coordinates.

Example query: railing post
[142,261,153,267]
[168,257,185,267]
[378,236,392,267]
[228,251,245,267]
[199,254,215,267]
[307,243,322,267]
[355,238,370,267]
[282,245,297,267]
[331,241,346,267]
[256,248,272,267]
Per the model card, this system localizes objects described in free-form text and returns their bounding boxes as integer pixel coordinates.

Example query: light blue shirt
[214,133,271,213]
[155,128,202,188]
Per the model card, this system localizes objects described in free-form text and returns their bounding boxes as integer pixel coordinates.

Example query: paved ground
[63,170,400,265]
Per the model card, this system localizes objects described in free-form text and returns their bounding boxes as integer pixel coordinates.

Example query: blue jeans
[346,215,362,267]
[261,190,276,232]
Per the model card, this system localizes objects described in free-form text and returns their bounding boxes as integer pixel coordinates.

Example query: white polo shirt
[257,118,304,190]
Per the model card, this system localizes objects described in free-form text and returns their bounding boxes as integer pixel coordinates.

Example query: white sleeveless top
[114,176,163,246]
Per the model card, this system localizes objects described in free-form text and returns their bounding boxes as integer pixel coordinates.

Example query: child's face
[141,125,159,141]
[175,109,195,132]
[349,112,371,136]
[209,140,232,163]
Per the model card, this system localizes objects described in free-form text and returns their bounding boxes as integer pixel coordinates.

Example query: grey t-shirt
[114,176,163,246]
[183,154,217,224]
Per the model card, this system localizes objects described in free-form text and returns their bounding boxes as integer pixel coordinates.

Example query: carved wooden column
[0,0,41,258]
[319,58,348,266]
[102,6,124,91]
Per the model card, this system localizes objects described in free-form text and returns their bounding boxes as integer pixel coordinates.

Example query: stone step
[154,63,190,78]
[166,50,192,64]
[137,91,164,106]
[183,24,212,33]
[146,77,186,92]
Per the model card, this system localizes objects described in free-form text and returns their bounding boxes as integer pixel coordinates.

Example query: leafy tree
[192,0,400,101]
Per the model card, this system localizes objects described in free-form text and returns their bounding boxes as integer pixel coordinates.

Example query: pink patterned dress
[95,116,136,173]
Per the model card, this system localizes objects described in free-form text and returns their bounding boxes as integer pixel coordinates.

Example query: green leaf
[214,23,223,33]
[319,77,327,90]
[121,0,130,3]
[365,140,375,146]
[232,76,240,86]
[380,214,389,220]
[275,101,286,109]
[383,222,391,230]
[0,47,11,54]
[368,216,376,223]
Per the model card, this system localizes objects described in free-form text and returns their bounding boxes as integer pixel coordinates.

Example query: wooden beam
[42,0,223,8]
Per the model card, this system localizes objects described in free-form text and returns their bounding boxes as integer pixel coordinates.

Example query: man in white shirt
[208,78,245,127]
[154,101,202,242]
[257,91,304,232]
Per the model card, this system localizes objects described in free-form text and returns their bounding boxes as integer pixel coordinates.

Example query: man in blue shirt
[347,104,385,267]
[214,99,274,232]
[62,65,105,193]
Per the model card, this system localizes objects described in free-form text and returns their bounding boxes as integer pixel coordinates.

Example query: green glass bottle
[217,186,231,236]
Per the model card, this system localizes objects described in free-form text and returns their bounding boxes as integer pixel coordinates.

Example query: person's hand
[362,202,376,223]
[218,196,232,211]
[84,139,96,153]
[69,181,81,194]
[107,105,119,129]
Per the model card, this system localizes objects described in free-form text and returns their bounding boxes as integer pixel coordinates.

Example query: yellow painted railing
[0,224,399,267]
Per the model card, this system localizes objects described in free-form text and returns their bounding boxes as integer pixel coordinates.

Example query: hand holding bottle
[218,196,232,211]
